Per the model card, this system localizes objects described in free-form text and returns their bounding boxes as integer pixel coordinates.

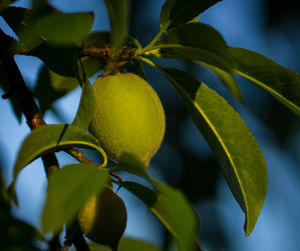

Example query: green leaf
[150,180,199,251]
[0,61,22,122]
[161,68,267,236]
[0,0,16,12]
[112,153,149,179]
[10,124,107,204]
[119,237,163,251]
[31,42,79,77]
[198,62,243,101]
[71,77,94,130]
[148,23,233,72]
[121,181,157,207]
[25,11,94,45]
[230,47,300,116]
[104,0,128,50]
[41,163,109,233]
[160,0,221,30]
[34,57,104,114]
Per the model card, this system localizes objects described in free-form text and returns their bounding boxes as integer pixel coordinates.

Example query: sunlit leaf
[10,124,107,204]
[160,0,221,29]
[148,23,233,72]
[160,68,267,236]
[41,164,109,233]
[104,0,128,50]
[198,62,243,101]
[230,47,300,116]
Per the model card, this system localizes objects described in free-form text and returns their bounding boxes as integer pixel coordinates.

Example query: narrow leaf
[160,0,222,29]
[41,164,109,233]
[71,77,94,130]
[150,23,233,72]
[198,62,243,101]
[161,68,267,236]
[10,124,107,204]
[31,42,79,77]
[230,47,300,116]
[121,181,157,207]
[119,237,163,251]
[150,180,199,251]
[104,0,128,50]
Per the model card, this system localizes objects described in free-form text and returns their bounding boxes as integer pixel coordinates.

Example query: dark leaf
[150,180,199,251]
[71,77,94,130]
[31,42,79,77]
[41,164,109,233]
[160,0,222,29]
[104,0,128,50]
[149,23,233,72]
[230,47,300,116]
[121,181,157,207]
[119,237,163,251]
[198,62,243,101]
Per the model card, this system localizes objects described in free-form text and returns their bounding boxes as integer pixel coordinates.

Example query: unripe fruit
[78,188,127,250]
[89,73,165,166]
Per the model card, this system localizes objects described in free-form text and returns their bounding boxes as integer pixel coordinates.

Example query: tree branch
[0,29,90,251]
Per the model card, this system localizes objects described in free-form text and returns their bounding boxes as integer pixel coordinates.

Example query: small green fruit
[78,188,127,250]
[89,73,165,165]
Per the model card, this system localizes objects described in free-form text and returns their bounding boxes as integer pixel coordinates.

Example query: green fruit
[89,73,165,166]
[78,187,127,250]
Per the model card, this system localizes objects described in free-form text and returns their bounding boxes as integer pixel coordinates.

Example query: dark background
[0,0,300,250]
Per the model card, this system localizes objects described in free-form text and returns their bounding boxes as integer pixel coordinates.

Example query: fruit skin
[78,187,127,250]
[89,73,165,166]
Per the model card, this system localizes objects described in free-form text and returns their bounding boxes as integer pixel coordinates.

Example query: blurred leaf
[34,57,104,114]
[199,62,243,101]
[150,180,199,251]
[72,77,94,130]
[161,68,267,236]
[230,47,300,116]
[119,237,163,251]
[0,0,16,12]
[1,7,30,36]
[0,214,41,250]
[41,164,109,233]
[31,42,79,77]
[112,153,149,179]
[121,181,157,207]
[149,23,233,72]
[34,65,79,114]
[104,0,128,50]
[0,61,22,122]
[86,243,112,251]
[24,11,94,46]
[10,124,107,204]
[79,187,127,250]
[160,0,221,30]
